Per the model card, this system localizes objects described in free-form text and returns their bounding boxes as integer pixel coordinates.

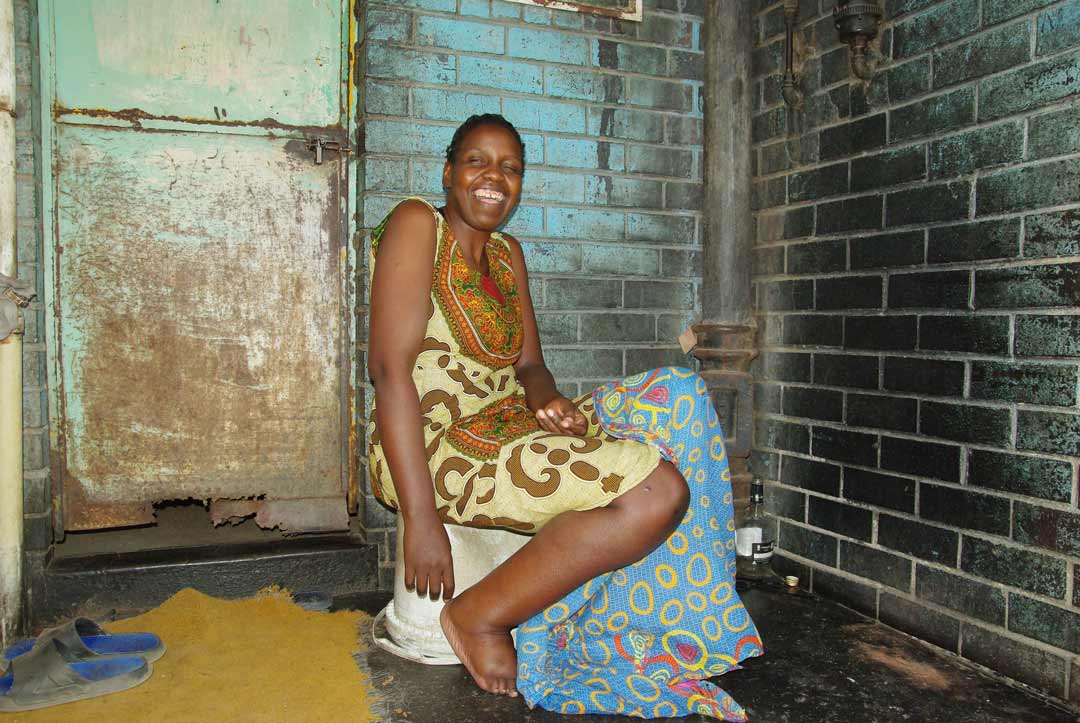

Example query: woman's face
[443,123,524,233]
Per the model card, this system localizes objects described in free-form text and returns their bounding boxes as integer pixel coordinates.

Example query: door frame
[37,0,361,536]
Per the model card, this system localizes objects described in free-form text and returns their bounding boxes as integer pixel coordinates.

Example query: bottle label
[752,541,773,561]
[735,528,760,557]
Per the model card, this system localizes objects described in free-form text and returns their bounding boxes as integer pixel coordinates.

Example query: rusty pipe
[781,0,804,110]
[0,0,21,647]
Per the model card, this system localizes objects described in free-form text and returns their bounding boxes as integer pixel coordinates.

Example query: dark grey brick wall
[359,0,706,585]
[751,0,1080,704]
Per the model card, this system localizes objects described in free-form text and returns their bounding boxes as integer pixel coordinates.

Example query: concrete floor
[344,581,1078,723]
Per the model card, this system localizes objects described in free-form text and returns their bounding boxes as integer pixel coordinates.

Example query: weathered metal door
[40,1,357,532]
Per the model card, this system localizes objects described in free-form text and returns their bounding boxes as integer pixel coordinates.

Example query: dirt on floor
[1,587,376,722]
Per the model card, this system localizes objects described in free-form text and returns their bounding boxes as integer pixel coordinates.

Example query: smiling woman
[365,114,759,719]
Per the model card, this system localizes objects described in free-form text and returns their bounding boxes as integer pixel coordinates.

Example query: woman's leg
[441,458,689,696]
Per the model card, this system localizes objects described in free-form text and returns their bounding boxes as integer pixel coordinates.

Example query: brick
[665,181,702,210]
[365,157,407,193]
[782,455,842,496]
[919,315,1009,354]
[759,135,819,175]
[968,449,1074,503]
[461,56,543,95]
[627,77,693,112]
[758,352,811,384]
[934,21,1032,88]
[546,348,623,378]
[814,354,879,389]
[886,181,971,227]
[23,514,51,552]
[548,207,623,239]
[923,401,1012,446]
[752,107,787,144]
[766,485,806,521]
[410,88,500,123]
[812,569,878,617]
[626,347,687,371]
[881,436,960,481]
[983,0,1056,24]
[752,177,787,210]
[1037,0,1080,56]
[544,278,621,309]
[915,565,1005,625]
[637,13,693,46]
[787,239,847,274]
[366,9,409,43]
[593,38,666,75]
[549,140,625,172]
[418,16,504,54]
[624,280,695,309]
[865,57,932,107]
[819,114,887,161]
[756,206,815,241]
[522,5,551,23]
[753,246,785,276]
[1018,410,1080,456]
[503,205,545,236]
[818,276,886,312]
[519,242,581,274]
[1025,209,1080,258]
[979,159,1080,215]
[780,521,838,565]
[670,49,704,82]
[1030,105,1080,160]
[891,88,976,144]
[627,146,693,178]
[660,249,699,277]
[818,46,851,87]
[666,116,703,147]
[976,263,1080,309]
[979,51,1080,121]
[588,176,665,213]
[579,313,655,343]
[757,382,782,414]
[846,393,918,433]
[583,244,658,275]
[879,515,956,563]
[851,146,927,196]
[782,314,844,346]
[888,270,969,309]
[1014,503,1080,556]
[849,231,925,269]
[816,196,884,234]
[503,98,586,134]
[920,483,1011,535]
[364,120,454,156]
[962,625,1068,697]
[844,315,917,351]
[656,313,693,343]
[367,45,456,86]
[752,40,784,78]
[809,497,873,541]
[759,279,812,311]
[750,449,781,480]
[803,86,852,129]
[626,213,696,244]
[509,27,587,65]
[588,107,664,142]
[892,0,979,58]
[788,163,849,202]
[971,361,1076,406]
[536,313,579,344]
[927,218,1020,263]
[885,354,963,395]
[840,540,911,590]
[783,387,843,422]
[879,593,960,652]
[1015,315,1080,356]
[962,536,1067,598]
[520,170,586,204]
[392,0,455,9]
[757,418,811,453]
[812,426,878,466]
[931,122,1025,180]
[1009,593,1080,654]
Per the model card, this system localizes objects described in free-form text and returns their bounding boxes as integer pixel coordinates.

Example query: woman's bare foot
[440,600,519,697]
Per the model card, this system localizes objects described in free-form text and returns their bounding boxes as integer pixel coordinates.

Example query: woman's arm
[369,200,455,601]
[505,235,587,436]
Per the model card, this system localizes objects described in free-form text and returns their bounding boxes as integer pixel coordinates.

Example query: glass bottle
[735,480,775,580]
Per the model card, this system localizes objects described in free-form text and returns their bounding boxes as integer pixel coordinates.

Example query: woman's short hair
[445,113,525,169]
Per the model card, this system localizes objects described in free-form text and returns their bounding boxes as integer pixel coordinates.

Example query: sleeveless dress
[367,198,662,531]
[367,198,762,721]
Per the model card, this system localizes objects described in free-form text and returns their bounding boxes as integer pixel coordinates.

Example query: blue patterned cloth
[517,367,763,720]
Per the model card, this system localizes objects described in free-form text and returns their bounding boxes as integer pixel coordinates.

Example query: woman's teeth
[474,189,505,204]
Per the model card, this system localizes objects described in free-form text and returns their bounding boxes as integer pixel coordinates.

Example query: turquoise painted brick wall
[359,0,706,580]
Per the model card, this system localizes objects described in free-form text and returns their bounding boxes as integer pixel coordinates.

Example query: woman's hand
[403,512,455,601]
[534,394,588,436]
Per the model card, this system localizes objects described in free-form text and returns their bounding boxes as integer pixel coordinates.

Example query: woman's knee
[614,460,689,525]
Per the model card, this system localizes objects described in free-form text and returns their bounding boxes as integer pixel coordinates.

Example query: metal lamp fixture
[833,1,882,80]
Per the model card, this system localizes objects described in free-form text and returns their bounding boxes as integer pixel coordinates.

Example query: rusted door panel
[46,0,353,532]
[53,0,342,127]
[56,126,345,529]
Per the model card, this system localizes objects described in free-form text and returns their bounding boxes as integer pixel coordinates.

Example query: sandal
[3,618,165,664]
[0,638,151,712]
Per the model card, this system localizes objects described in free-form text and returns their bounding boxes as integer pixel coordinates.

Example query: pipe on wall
[701,0,754,327]
[0,0,22,646]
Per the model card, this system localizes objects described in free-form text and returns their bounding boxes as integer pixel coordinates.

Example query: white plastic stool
[374,512,529,664]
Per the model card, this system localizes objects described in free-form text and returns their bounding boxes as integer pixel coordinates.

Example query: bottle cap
[750,480,765,502]
[784,575,799,588]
